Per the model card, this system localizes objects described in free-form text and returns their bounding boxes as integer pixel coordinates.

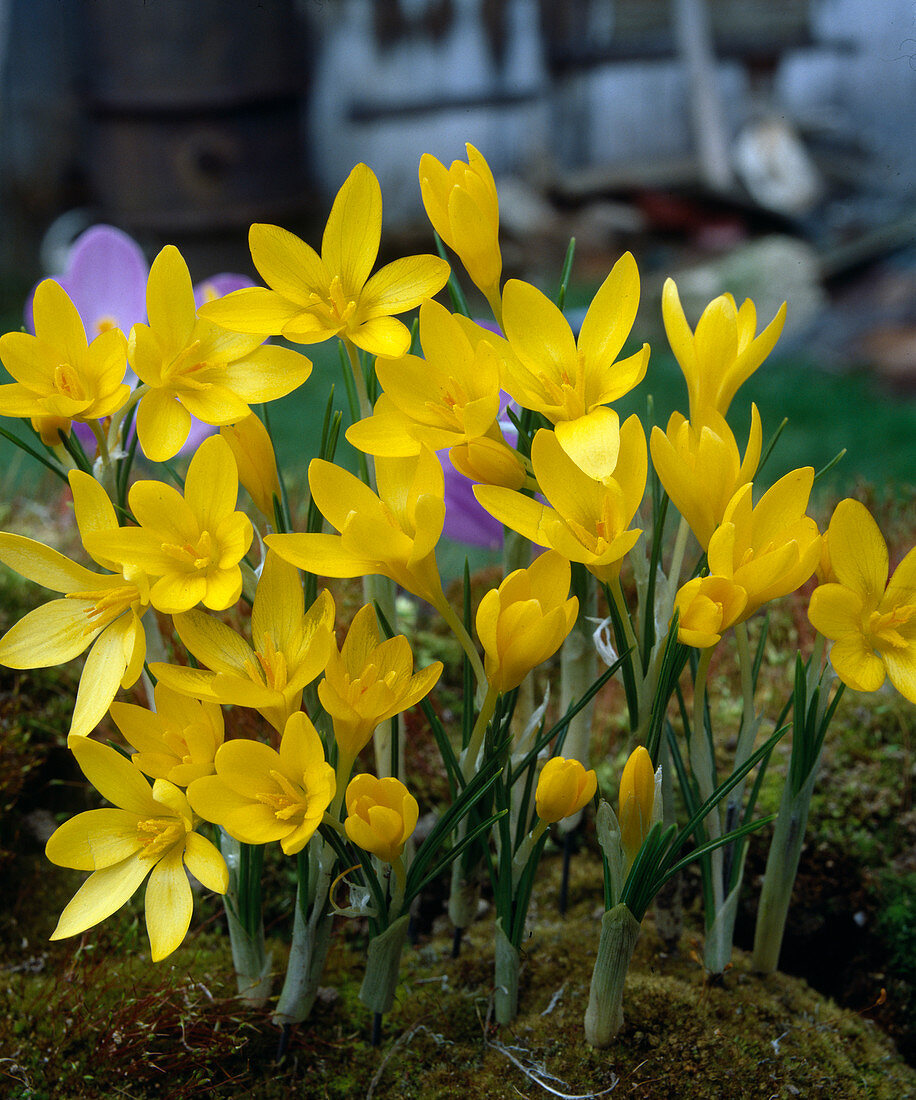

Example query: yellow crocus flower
[47,736,228,962]
[808,499,916,701]
[707,468,821,621]
[151,553,335,734]
[476,549,578,694]
[345,298,506,457]
[499,254,649,480]
[650,406,762,549]
[0,470,150,737]
[345,774,419,865]
[662,278,785,426]
[266,447,448,612]
[618,746,658,871]
[419,143,502,319]
[673,574,749,649]
[475,416,647,582]
[535,757,597,825]
[199,164,449,358]
[110,682,225,787]
[85,435,252,614]
[130,245,312,462]
[0,278,130,443]
[187,712,336,856]
[319,603,442,768]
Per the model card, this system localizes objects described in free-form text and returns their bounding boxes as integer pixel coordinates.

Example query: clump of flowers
[0,144,911,1061]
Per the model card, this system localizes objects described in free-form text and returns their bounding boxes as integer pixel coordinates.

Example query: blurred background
[0,0,914,494]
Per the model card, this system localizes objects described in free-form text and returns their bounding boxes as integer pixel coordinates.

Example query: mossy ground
[1,492,914,1098]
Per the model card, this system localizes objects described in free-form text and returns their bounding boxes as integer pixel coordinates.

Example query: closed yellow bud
[535,756,597,824]
[419,144,502,308]
[220,413,281,519]
[345,774,419,864]
[618,747,656,868]
[673,575,748,649]
[476,550,578,693]
[449,434,527,490]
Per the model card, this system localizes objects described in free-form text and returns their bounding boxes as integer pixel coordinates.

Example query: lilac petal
[59,226,149,339]
[441,455,504,550]
[194,273,255,308]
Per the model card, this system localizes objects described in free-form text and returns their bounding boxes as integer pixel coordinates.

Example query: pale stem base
[752,763,819,974]
[223,897,272,1009]
[494,917,520,1024]
[359,913,411,1015]
[584,903,642,1047]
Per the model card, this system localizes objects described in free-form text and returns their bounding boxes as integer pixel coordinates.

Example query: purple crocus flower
[25,226,253,457]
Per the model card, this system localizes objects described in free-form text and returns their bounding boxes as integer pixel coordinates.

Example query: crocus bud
[673,575,748,649]
[220,413,281,519]
[476,550,579,694]
[419,144,502,310]
[345,774,419,864]
[449,434,527,490]
[618,747,656,869]
[535,756,597,824]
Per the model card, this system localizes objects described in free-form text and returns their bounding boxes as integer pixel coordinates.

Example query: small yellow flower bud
[618,747,656,868]
[419,143,502,309]
[449,435,527,490]
[220,413,281,519]
[673,575,748,649]
[476,550,578,694]
[535,756,597,824]
[345,774,419,864]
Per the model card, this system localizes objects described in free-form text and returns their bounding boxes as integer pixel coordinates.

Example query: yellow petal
[145,847,193,961]
[146,246,196,354]
[183,832,229,894]
[553,407,621,483]
[826,498,888,601]
[50,858,150,941]
[577,252,640,371]
[360,254,450,319]
[249,222,330,303]
[46,808,145,870]
[136,387,193,462]
[322,163,382,297]
[70,615,143,737]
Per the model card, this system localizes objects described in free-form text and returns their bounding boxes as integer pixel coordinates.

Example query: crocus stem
[359,912,411,1015]
[752,748,820,974]
[584,903,642,1047]
[689,647,727,929]
[462,682,499,779]
[448,683,499,933]
[437,594,487,696]
[558,571,597,835]
[494,917,520,1024]
[343,339,373,422]
[653,737,683,951]
[273,839,335,1026]
[221,832,272,1009]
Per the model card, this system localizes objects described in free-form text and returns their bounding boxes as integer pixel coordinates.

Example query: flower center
[258,770,307,823]
[136,817,184,860]
[53,362,86,402]
[244,634,288,691]
[163,340,220,391]
[309,275,357,328]
[67,582,143,635]
[162,530,213,572]
[866,605,915,651]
